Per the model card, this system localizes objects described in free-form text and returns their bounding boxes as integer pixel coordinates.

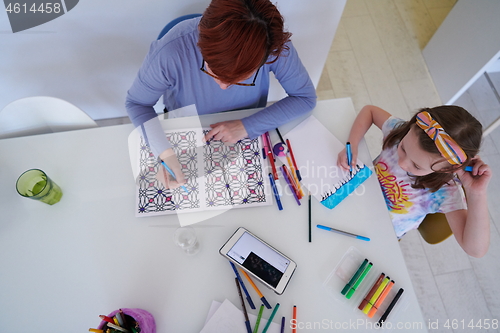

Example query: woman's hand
[156,148,187,189]
[456,156,492,195]
[204,120,248,144]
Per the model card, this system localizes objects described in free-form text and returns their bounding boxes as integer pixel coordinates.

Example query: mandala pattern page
[136,128,270,217]
[204,133,267,208]
[136,129,202,215]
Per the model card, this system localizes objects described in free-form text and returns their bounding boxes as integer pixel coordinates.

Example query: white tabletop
[0,98,427,332]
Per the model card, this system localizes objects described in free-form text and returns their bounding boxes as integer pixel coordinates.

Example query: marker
[287,154,304,198]
[286,139,301,181]
[359,273,386,310]
[280,316,285,333]
[281,165,301,206]
[263,133,278,179]
[363,277,390,314]
[235,278,252,333]
[253,305,265,333]
[368,280,395,318]
[240,269,272,309]
[341,259,368,295]
[346,262,373,299]
[292,305,297,333]
[308,192,312,242]
[346,142,353,176]
[378,288,404,327]
[269,173,283,210]
[89,329,103,333]
[282,162,301,199]
[317,224,370,242]
[230,262,256,309]
[160,161,189,194]
[262,303,280,333]
[276,127,285,144]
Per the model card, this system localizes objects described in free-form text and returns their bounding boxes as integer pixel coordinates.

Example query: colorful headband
[415,111,467,165]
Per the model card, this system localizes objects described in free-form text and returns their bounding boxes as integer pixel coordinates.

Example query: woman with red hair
[126,0,316,188]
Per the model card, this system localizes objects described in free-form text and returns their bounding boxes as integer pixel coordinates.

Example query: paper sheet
[283,115,372,209]
[200,299,281,333]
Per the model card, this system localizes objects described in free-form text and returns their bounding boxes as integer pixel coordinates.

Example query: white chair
[0,96,98,139]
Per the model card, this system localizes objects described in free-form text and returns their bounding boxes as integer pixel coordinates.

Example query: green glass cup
[16,169,63,205]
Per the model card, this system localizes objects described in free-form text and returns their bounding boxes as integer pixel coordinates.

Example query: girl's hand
[205,120,248,144]
[337,145,358,171]
[456,156,492,194]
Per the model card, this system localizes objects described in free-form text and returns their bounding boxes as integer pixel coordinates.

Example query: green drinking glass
[16,169,63,205]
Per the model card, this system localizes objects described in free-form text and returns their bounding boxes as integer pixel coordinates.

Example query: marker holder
[322,247,409,331]
[98,308,156,333]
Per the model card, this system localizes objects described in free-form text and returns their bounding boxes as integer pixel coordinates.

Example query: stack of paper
[200,299,281,333]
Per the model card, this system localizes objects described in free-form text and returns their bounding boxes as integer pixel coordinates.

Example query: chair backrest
[417,212,453,244]
[157,14,202,40]
[0,96,97,139]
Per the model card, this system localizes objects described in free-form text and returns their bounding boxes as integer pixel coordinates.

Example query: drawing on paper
[136,129,269,216]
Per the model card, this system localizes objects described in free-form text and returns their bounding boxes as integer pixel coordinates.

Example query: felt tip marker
[378,288,404,327]
[346,262,373,299]
[359,273,386,310]
[341,259,368,295]
[363,277,390,314]
[317,224,370,241]
[368,280,395,318]
[346,142,353,176]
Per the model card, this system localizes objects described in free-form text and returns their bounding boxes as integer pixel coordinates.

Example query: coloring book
[135,128,271,217]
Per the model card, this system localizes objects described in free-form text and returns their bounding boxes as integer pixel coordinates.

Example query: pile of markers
[341,258,405,327]
[89,309,141,333]
[229,262,297,333]
[262,129,304,210]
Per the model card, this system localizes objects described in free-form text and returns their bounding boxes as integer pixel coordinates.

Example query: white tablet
[219,227,297,295]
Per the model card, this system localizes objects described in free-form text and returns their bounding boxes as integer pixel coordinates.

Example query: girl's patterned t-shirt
[373,116,467,238]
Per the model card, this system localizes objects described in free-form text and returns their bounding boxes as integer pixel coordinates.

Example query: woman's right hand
[337,145,358,171]
[157,148,187,189]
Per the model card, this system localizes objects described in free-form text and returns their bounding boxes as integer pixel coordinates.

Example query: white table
[0,98,427,332]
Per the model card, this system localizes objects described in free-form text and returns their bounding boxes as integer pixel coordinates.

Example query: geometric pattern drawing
[136,128,269,216]
[204,130,266,208]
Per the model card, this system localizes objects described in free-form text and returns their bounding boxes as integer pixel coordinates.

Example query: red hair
[198,0,292,84]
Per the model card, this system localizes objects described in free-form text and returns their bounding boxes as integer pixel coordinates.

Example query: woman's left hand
[204,120,248,144]
[456,156,492,194]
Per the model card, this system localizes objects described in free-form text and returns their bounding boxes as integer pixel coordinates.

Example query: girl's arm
[338,105,392,170]
[445,157,492,258]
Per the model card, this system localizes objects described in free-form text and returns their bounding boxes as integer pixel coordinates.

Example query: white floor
[317,1,500,332]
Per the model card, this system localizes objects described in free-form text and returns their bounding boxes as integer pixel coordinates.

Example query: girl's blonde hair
[383,105,482,192]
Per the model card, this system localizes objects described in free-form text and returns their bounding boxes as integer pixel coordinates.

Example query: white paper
[200,299,281,333]
[283,115,370,205]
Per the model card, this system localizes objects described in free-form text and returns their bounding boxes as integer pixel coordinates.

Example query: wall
[422,0,500,104]
[0,0,345,120]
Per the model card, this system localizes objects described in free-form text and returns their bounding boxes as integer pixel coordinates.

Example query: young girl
[338,105,492,258]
